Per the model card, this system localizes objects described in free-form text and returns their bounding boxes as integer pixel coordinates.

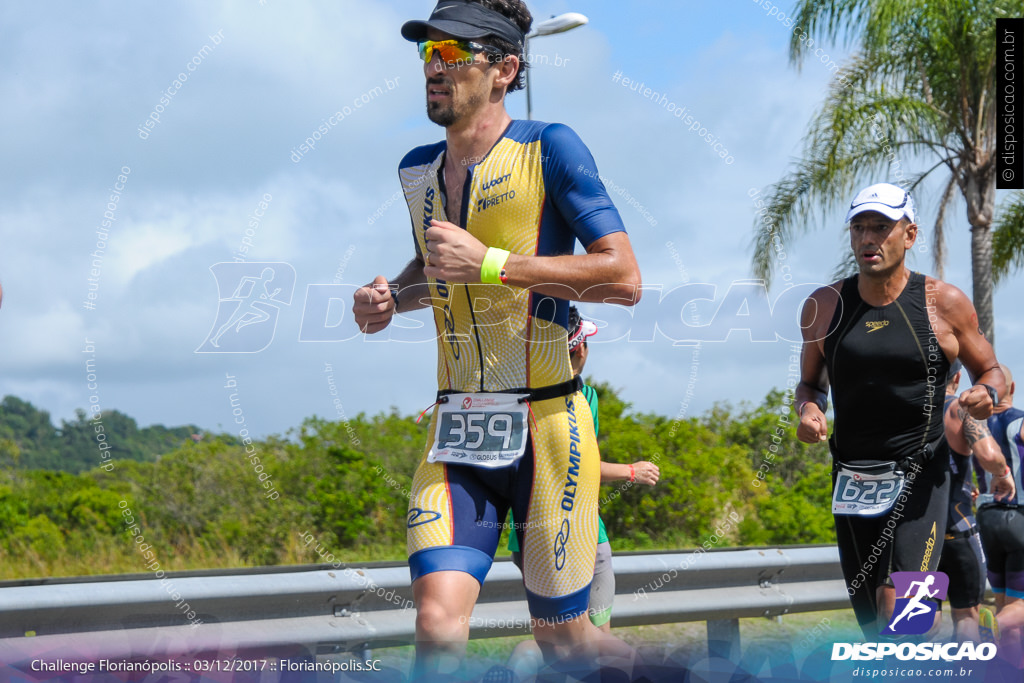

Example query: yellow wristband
[480,247,511,284]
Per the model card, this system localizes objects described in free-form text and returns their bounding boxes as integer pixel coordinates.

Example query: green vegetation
[0,386,834,580]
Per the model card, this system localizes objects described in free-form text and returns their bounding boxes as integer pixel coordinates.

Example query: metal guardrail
[0,546,848,664]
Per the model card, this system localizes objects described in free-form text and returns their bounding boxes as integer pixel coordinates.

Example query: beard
[426,81,484,128]
[427,100,458,127]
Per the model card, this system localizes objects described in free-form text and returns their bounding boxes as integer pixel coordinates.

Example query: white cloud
[4,302,89,370]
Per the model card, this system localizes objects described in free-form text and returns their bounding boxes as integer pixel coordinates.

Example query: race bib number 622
[832,466,905,517]
[428,393,530,469]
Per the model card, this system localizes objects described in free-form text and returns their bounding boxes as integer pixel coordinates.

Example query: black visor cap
[401,0,525,51]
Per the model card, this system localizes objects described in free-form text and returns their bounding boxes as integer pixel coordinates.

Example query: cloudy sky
[2,0,1021,441]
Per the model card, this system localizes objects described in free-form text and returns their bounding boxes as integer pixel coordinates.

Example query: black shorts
[833,451,950,634]
[937,527,985,609]
[977,504,1024,599]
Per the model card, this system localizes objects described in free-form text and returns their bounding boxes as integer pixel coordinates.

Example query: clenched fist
[353,275,396,334]
[959,385,996,420]
[797,404,829,444]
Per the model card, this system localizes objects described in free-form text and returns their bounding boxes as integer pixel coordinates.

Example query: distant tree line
[0,396,201,473]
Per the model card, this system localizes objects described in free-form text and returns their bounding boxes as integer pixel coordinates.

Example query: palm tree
[751,0,1024,344]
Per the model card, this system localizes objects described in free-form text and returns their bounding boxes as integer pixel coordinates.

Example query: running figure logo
[196,262,295,353]
[883,571,949,635]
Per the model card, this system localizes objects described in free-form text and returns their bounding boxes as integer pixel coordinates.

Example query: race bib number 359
[832,467,905,517]
[428,393,530,469]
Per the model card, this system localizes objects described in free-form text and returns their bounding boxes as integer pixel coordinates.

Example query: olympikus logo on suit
[562,396,581,512]
[421,185,459,360]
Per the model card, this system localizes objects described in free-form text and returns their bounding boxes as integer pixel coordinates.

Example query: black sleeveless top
[823,272,950,463]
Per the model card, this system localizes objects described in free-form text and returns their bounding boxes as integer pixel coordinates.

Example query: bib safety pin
[519,398,538,431]
[416,396,449,424]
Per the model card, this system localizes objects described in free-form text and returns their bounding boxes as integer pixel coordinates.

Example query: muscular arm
[958,406,1016,501]
[936,282,1006,417]
[960,407,1006,474]
[424,224,641,305]
[796,285,839,443]
[503,231,641,304]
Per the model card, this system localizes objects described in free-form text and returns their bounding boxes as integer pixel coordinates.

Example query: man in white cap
[795,182,1006,638]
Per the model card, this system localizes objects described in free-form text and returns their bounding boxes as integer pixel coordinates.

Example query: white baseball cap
[846,183,915,223]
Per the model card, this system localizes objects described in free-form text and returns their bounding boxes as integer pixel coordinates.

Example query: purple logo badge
[884,572,949,635]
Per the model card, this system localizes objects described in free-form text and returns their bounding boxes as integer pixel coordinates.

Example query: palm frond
[993,192,1024,283]
[790,0,934,66]
[751,53,954,287]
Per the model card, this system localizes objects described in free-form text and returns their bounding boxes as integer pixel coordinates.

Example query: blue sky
[1,0,1021,439]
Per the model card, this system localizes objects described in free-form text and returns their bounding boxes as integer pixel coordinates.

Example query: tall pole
[525,37,533,120]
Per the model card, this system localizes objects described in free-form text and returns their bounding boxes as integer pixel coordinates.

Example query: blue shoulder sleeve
[540,124,626,248]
